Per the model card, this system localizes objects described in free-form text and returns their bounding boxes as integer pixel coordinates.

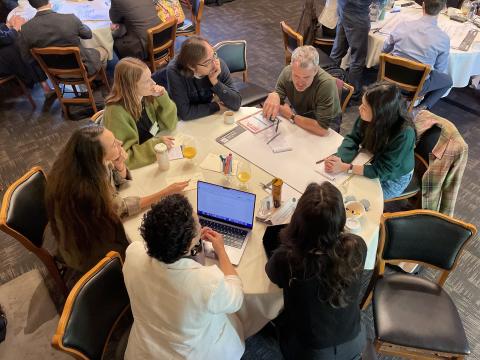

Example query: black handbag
[0,306,6,343]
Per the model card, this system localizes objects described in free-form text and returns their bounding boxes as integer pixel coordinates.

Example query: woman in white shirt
[123,194,245,359]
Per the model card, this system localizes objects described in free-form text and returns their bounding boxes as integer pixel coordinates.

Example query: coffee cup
[223,110,235,125]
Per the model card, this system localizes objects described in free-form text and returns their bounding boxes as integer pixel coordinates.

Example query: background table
[342,7,480,89]
[9,0,114,60]
[120,107,384,337]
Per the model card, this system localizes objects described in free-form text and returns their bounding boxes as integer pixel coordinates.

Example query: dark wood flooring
[0,0,479,358]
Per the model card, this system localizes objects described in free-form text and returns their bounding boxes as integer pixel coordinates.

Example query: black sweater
[265,235,367,349]
[166,58,241,120]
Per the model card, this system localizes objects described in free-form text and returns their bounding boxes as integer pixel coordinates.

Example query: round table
[120,107,384,337]
[8,0,114,60]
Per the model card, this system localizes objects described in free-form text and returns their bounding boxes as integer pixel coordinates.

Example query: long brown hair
[45,125,121,257]
[105,57,152,120]
[280,182,365,308]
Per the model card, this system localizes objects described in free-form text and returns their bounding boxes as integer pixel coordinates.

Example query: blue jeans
[419,70,453,109]
[330,15,370,97]
[381,170,414,200]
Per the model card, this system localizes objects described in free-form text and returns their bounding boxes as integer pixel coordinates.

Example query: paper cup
[223,111,235,125]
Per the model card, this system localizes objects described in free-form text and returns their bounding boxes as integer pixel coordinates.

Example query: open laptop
[197,181,256,265]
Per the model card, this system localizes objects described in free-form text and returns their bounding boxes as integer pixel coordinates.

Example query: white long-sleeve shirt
[123,241,245,359]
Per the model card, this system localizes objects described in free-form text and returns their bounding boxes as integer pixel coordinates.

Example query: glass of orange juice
[236,160,252,189]
[182,135,197,165]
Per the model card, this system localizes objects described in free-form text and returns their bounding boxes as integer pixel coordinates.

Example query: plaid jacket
[415,111,468,216]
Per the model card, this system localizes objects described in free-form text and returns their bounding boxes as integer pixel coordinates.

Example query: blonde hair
[106,57,151,121]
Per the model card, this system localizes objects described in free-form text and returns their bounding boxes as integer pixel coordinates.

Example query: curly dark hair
[280,182,365,308]
[140,194,198,264]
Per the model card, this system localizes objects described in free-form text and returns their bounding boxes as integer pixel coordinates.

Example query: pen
[316,154,335,164]
[275,119,280,133]
[266,132,280,145]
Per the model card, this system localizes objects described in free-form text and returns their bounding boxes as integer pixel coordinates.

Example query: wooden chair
[176,0,204,37]
[335,78,354,112]
[384,124,442,205]
[0,74,36,109]
[90,109,105,124]
[378,53,431,112]
[0,167,67,296]
[52,251,132,360]
[361,210,476,359]
[280,21,304,65]
[31,47,110,120]
[146,18,177,72]
[214,40,270,106]
[313,25,336,55]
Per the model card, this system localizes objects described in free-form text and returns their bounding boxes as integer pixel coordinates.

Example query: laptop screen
[197,181,256,229]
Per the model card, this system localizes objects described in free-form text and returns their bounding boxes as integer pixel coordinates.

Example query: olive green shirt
[275,65,341,129]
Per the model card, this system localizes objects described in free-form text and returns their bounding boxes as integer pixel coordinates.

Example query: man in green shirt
[263,45,341,136]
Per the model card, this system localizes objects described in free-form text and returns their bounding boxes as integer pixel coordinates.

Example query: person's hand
[201,227,225,254]
[112,142,128,169]
[7,16,26,31]
[262,92,280,120]
[110,23,120,31]
[163,181,190,195]
[324,155,348,174]
[150,84,165,97]
[216,101,229,114]
[208,59,221,86]
[278,103,294,120]
[160,136,175,149]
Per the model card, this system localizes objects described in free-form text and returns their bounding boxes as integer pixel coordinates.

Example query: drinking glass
[236,160,252,189]
[182,136,197,165]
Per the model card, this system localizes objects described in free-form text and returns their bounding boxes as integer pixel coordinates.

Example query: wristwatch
[347,164,353,174]
[289,114,296,124]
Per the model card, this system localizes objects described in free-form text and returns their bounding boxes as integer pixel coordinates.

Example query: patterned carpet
[0,0,479,358]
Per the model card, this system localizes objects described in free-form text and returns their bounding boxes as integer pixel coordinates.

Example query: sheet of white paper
[257,125,292,153]
[168,146,184,160]
[199,153,239,175]
[167,173,204,191]
[439,20,478,48]
[239,112,274,133]
[315,151,373,185]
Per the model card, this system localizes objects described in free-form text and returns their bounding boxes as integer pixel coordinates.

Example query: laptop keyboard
[200,218,248,249]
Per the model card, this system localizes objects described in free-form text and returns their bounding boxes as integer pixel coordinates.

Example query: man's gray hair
[291,46,319,69]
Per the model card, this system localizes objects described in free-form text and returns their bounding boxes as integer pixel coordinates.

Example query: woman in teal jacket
[325,82,416,199]
[104,57,178,169]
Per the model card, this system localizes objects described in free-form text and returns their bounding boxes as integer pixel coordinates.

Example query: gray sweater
[166,58,241,120]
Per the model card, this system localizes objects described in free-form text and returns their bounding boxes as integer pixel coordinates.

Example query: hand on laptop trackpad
[203,241,218,260]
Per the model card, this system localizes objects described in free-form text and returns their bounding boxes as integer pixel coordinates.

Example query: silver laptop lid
[197,181,256,229]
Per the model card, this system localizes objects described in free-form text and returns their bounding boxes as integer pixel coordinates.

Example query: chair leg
[14,76,36,109]
[100,67,110,91]
[38,252,68,296]
[86,81,97,114]
[51,82,70,119]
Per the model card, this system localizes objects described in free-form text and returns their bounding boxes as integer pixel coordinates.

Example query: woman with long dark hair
[45,125,188,274]
[325,81,416,199]
[266,182,367,360]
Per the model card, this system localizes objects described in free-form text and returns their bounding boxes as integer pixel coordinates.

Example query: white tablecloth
[368,8,480,88]
[8,0,114,60]
[120,107,383,337]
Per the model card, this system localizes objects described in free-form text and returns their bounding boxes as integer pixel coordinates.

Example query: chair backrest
[0,167,48,250]
[415,124,442,168]
[214,40,247,81]
[379,210,477,285]
[280,21,304,65]
[52,251,131,360]
[379,53,431,111]
[335,78,354,113]
[147,18,177,71]
[90,109,105,124]
[191,0,204,32]
[31,47,87,81]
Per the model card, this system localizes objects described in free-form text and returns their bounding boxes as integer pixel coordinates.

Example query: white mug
[223,110,235,125]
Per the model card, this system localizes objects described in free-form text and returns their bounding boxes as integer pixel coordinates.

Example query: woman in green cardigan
[104,57,178,169]
[325,82,416,199]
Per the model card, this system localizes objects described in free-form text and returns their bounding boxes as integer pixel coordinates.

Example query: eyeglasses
[189,240,203,257]
[197,52,218,67]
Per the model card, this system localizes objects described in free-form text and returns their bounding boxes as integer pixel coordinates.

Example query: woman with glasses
[45,125,188,275]
[104,57,178,170]
[123,194,245,359]
[166,35,242,120]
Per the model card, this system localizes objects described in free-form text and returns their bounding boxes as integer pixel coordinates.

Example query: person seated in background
[266,182,367,360]
[0,15,52,95]
[382,0,451,112]
[45,125,188,275]
[123,194,245,359]
[109,0,160,60]
[262,45,341,135]
[166,35,241,121]
[104,57,178,169]
[18,0,107,76]
[325,81,416,200]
